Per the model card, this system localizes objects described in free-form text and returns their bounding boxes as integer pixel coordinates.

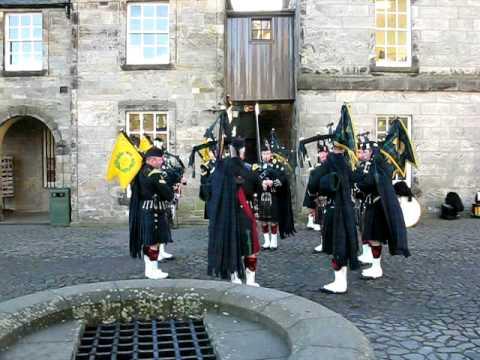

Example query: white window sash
[126,2,170,65]
[374,0,412,68]
[126,112,169,150]
[4,13,43,71]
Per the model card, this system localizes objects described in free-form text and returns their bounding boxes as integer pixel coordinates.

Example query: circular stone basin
[0,279,375,360]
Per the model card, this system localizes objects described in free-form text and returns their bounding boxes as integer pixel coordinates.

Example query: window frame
[375,114,413,187]
[4,12,44,72]
[42,125,56,189]
[250,17,274,43]
[126,2,170,65]
[126,111,169,150]
[374,0,412,68]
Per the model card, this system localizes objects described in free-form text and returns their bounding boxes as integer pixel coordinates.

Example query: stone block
[289,347,370,360]
[420,103,451,115]
[288,317,372,354]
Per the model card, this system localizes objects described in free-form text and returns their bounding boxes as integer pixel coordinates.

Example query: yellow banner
[106,133,143,189]
[139,135,153,153]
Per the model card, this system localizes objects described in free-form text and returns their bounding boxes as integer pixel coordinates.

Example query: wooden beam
[0,1,68,8]
[226,9,295,17]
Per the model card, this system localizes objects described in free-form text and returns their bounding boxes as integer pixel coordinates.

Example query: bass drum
[398,196,421,228]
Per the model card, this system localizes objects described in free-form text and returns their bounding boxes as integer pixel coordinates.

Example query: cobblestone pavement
[0,218,479,359]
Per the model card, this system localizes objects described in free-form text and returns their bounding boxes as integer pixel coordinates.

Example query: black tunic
[207,157,260,280]
[308,153,359,270]
[256,161,284,223]
[129,164,174,258]
[304,164,329,227]
[255,161,296,238]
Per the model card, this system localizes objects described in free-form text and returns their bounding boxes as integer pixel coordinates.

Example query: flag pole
[255,103,261,162]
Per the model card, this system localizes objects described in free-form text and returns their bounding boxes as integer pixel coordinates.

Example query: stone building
[0,0,478,224]
[0,0,225,223]
[297,0,480,214]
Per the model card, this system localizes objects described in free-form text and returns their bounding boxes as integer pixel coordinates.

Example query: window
[127,2,169,65]
[42,126,55,188]
[374,0,411,67]
[376,115,412,186]
[4,13,43,71]
[251,19,272,41]
[126,112,169,149]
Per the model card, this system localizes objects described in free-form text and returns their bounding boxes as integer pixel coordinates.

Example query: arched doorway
[0,116,56,223]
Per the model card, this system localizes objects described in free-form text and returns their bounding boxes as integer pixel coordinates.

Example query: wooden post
[255,103,261,163]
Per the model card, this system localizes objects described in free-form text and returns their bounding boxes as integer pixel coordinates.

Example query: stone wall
[73,0,225,223]
[0,7,74,213]
[299,0,480,75]
[296,90,480,213]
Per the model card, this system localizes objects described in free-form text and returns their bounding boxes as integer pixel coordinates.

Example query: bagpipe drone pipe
[267,128,297,174]
[297,133,334,168]
[161,151,186,188]
[188,106,233,178]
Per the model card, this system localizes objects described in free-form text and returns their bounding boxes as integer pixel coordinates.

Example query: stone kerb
[0,279,375,360]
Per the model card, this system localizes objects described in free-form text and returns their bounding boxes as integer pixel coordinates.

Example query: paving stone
[403,354,426,360]
[1,218,480,359]
[465,352,480,360]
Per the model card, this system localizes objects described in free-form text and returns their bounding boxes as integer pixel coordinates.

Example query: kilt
[362,199,390,244]
[140,208,172,246]
[257,191,279,223]
[237,188,260,256]
[321,205,335,254]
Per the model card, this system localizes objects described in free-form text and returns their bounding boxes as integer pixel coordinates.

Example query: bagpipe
[188,139,217,178]
[188,103,233,178]
[297,123,334,169]
[161,150,186,188]
[266,128,296,174]
[130,133,186,188]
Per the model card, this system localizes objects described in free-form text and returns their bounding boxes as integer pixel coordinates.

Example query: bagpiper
[307,104,359,294]
[207,136,262,286]
[255,130,295,250]
[354,134,374,265]
[129,147,174,279]
[353,119,417,280]
[137,135,187,261]
[303,139,330,253]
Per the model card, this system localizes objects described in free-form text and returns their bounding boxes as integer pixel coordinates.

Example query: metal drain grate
[75,319,216,360]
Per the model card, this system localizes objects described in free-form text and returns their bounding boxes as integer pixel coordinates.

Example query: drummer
[353,139,411,280]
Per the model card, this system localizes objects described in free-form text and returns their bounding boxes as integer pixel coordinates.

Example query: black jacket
[207,157,259,279]
[308,153,359,269]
